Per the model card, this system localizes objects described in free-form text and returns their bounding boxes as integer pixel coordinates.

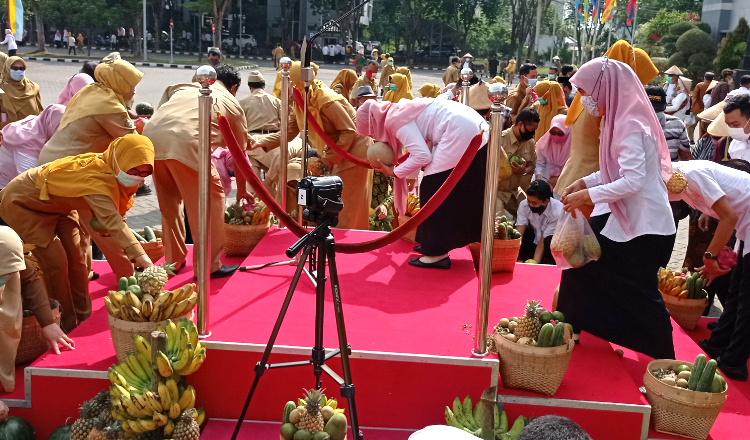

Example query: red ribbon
[218,114,483,254]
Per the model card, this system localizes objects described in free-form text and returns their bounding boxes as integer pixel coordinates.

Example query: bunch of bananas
[405,194,420,217]
[155,318,206,377]
[444,396,528,439]
[104,283,198,323]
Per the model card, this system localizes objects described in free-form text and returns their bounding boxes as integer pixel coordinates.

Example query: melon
[135,102,154,116]
[49,423,72,440]
[324,413,347,440]
[367,142,395,168]
[0,416,35,440]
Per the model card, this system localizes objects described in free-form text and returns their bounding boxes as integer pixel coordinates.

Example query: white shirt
[665,91,689,121]
[394,99,489,178]
[729,138,750,162]
[1,34,17,50]
[409,425,478,440]
[583,131,676,242]
[666,82,677,103]
[671,160,750,254]
[516,198,564,244]
[68,36,75,46]
[535,150,567,180]
[322,45,329,56]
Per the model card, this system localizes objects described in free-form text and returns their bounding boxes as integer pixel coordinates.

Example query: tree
[717,18,749,71]
[26,0,47,52]
[43,0,115,56]
[668,28,716,81]
[660,22,699,57]
[439,0,500,49]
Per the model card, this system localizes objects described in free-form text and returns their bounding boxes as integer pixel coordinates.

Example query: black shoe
[135,185,152,196]
[717,356,749,381]
[707,320,719,330]
[210,264,240,279]
[413,245,422,254]
[698,339,726,359]
[90,272,100,281]
[408,256,451,269]
[172,262,187,274]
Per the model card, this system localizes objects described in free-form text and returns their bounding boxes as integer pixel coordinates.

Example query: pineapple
[666,170,688,194]
[86,412,112,440]
[102,422,128,440]
[138,263,176,295]
[71,398,102,440]
[515,300,543,340]
[298,389,325,434]
[171,410,201,440]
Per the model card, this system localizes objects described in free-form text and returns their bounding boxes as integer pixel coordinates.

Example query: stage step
[202,419,414,439]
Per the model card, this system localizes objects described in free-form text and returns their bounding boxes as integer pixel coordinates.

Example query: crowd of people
[3,34,750,400]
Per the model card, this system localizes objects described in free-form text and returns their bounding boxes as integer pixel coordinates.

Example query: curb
[25,56,258,71]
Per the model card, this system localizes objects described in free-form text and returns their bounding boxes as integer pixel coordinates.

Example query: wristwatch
[704,251,718,261]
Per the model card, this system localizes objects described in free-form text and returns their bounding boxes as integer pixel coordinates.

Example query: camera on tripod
[297,176,344,226]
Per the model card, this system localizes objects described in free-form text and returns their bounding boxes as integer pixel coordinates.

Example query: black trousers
[708,241,750,368]
[517,228,554,264]
[8,49,15,56]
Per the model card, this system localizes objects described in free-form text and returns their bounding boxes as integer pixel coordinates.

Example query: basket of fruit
[132,226,163,263]
[644,355,727,440]
[398,194,421,244]
[491,301,574,396]
[104,264,198,362]
[658,268,709,331]
[468,215,523,273]
[16,300,62,365]
[280,389,348,440]
[224,198,271,257]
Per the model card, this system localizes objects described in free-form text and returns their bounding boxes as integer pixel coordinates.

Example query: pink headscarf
[534,114,571,177]
[356,98,432,214]
[58,73,94,105]
[570,57,672,232]
[211,147,235,195]
[1,104,65,158]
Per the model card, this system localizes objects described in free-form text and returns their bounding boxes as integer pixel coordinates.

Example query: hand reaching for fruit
[42,323,75,354]
[562,189,591,213]
[696,260,731,285]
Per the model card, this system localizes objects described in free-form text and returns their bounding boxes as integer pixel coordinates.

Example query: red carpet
[202,419,414,439]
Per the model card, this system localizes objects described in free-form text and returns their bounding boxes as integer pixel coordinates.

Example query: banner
[627,0,637,25]
[7,0,23,40]
[601,0,617,24]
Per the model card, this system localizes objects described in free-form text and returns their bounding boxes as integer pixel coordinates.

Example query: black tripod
[231,217,363,440]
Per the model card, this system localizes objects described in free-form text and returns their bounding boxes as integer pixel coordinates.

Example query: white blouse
[582,131,676,242]
[394,99,489,179]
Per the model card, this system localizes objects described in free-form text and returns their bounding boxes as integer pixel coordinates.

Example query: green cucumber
[551,322,566,347]
[282,401,296,424]
[537,323,555,347]
[128,276,138,287]
[688,354,707,391]
[118,277,129,291]
[131,229,147,243]
[143,226,156,242]
[686,275,696,299]
[711,374,725,393]
[696,359,717,392]
[127,285,142,298]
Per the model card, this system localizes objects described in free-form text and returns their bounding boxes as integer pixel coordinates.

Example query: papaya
[696,359,717,392]
[551,321,566,347]
[711,374,725,393]
[143,226,156,242]
[688,354,707,391]
[118,277,129,292]
[537,323,554,347]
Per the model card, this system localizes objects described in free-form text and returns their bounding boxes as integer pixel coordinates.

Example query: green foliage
[651,57,670,73]
[668,28,716,81]
[634,0,703,24]
[467,22,512,58]
[717,18,749,71]
[645,11,690,39]
[695,22,712,34]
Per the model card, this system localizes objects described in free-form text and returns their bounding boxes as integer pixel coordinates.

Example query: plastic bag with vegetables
[550,209,601,270]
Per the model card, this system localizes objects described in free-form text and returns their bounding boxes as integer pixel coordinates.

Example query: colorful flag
[592,0,599,19]
[601,0,617,24]
[584,0,590,22]
[627,0,637,25]
[575,0,583,23]
[7,0,24,39]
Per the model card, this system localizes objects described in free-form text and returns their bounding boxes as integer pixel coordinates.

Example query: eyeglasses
[10,66,26,71]
[127,170,152,177]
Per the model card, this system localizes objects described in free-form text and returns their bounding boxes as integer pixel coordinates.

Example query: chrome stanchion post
[473,82,510,357]
[460,68,473,107]
[196,65,216,338]
[299,65,315,225]
[279,56,293,226]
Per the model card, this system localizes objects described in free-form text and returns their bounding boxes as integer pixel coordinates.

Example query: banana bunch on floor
[444,396,529,439]
[405,193,420,217]
[104,282,198,322]
[154,318,206,377]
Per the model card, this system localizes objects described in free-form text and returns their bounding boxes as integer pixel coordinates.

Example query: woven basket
[108,310,193,363]
[134,229,164,263]
[398,215,418,244]
[224,222,270,257]
[644,359,727,440]
[16,305,62,365]
[468,238,523,273]
[494,333,574,396]
[661,293,708,331]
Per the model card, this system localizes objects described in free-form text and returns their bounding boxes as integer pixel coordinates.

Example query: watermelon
[509,156,524,165]
[0,416,35,440]
[135,102,154,116]
[48,423,72,440]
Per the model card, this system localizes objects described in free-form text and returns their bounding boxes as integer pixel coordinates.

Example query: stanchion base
[198,331,212,339]
[471,349,490,357]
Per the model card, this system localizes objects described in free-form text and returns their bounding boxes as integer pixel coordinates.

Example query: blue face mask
[548,74,555,80]
[388,62,393,66]
[9,70,25,81]
[656,112,666,122]
[527,78,538,87]
[665,77,672,83]
[0,275,9,288]
[389,84,398,91]
[538,98,548,105]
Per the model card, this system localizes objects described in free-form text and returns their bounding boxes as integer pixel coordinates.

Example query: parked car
[416,44,460,60]
[222,33,257,48]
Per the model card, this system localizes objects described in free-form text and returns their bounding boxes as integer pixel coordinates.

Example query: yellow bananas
[104,283,197,323]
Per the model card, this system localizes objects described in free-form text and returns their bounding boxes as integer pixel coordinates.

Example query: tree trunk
[156,0,165,51]
[35,6,45,52]
[213,0,230,50]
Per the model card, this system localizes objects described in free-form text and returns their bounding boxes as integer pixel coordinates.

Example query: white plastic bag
[550,209,602,270]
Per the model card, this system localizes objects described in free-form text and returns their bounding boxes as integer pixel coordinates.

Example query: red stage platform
[3,228,749,440]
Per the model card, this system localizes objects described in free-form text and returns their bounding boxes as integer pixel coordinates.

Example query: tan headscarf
[383,73,414,103]
[533,80,567,141]
[330,69,358,98]
[417,83,442,98]
[58,54,143,131]
[396,66,412,88]
[1,57,43,128]
[379,58,395,89]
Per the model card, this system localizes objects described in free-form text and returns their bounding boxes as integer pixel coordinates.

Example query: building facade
[702,0,750,42]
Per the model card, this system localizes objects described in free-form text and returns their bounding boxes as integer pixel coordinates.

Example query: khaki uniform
[258,100,372,230]
[496,128,536,218]
[349,74,377,102]
[442,65,459,86]
[554,111,603,195]
[38,112,138,279]
[272,46,285,69]
[145,81,247,272]
[0,168,143,330]
[239,88,281,177]
[264,138,304,214]
[506,83,534,121]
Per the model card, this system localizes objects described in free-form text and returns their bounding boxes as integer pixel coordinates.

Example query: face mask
[656,112,665,122]
[10,70,25,81]
[366,70,374,79]
[728,121,750,142]
[538,98,548,105]
[548,74,555,80]
[518,124,535,141]
[665,77,672,83]
[529,204,547,214]
[112,144,146,187]
[581,95,600,117]
[389,84,398,91]
[0,275,8,287]
[389,62,393,66]
[527,78,538,87]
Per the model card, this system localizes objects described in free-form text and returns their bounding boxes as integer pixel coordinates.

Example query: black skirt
[556,213,677,359]
[416,144,487,256]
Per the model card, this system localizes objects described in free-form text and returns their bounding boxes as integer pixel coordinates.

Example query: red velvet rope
[219,114,483,254]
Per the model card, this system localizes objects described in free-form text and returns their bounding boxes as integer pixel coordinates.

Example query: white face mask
[581,95,600,117]
[112,145,146,187]
[728,122,750,142]
[9,70,25,81]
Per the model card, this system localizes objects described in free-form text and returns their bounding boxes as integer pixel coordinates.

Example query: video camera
[297,176,344,226]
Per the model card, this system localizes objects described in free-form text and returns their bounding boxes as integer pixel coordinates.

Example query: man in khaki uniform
[145,65,249,278]
[442,57,460,86]
[238,70,282,179]
[506,63,538,121]
[263,137,305,214]
[349,60,379,104]
[497,107,539,219]
[272,43,285,69]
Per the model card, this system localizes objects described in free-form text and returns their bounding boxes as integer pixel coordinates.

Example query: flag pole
[630,1,638,44]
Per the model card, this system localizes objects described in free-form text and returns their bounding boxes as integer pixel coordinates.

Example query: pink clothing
[2,104,65,157]
[571,57,672,232]
[58,73,94,105]
[535,114,571,178]
[211,147,235,195]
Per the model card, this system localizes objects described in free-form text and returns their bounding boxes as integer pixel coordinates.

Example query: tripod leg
[324,236,364,440]
[231,245,313,440]
[313,241,327,390]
